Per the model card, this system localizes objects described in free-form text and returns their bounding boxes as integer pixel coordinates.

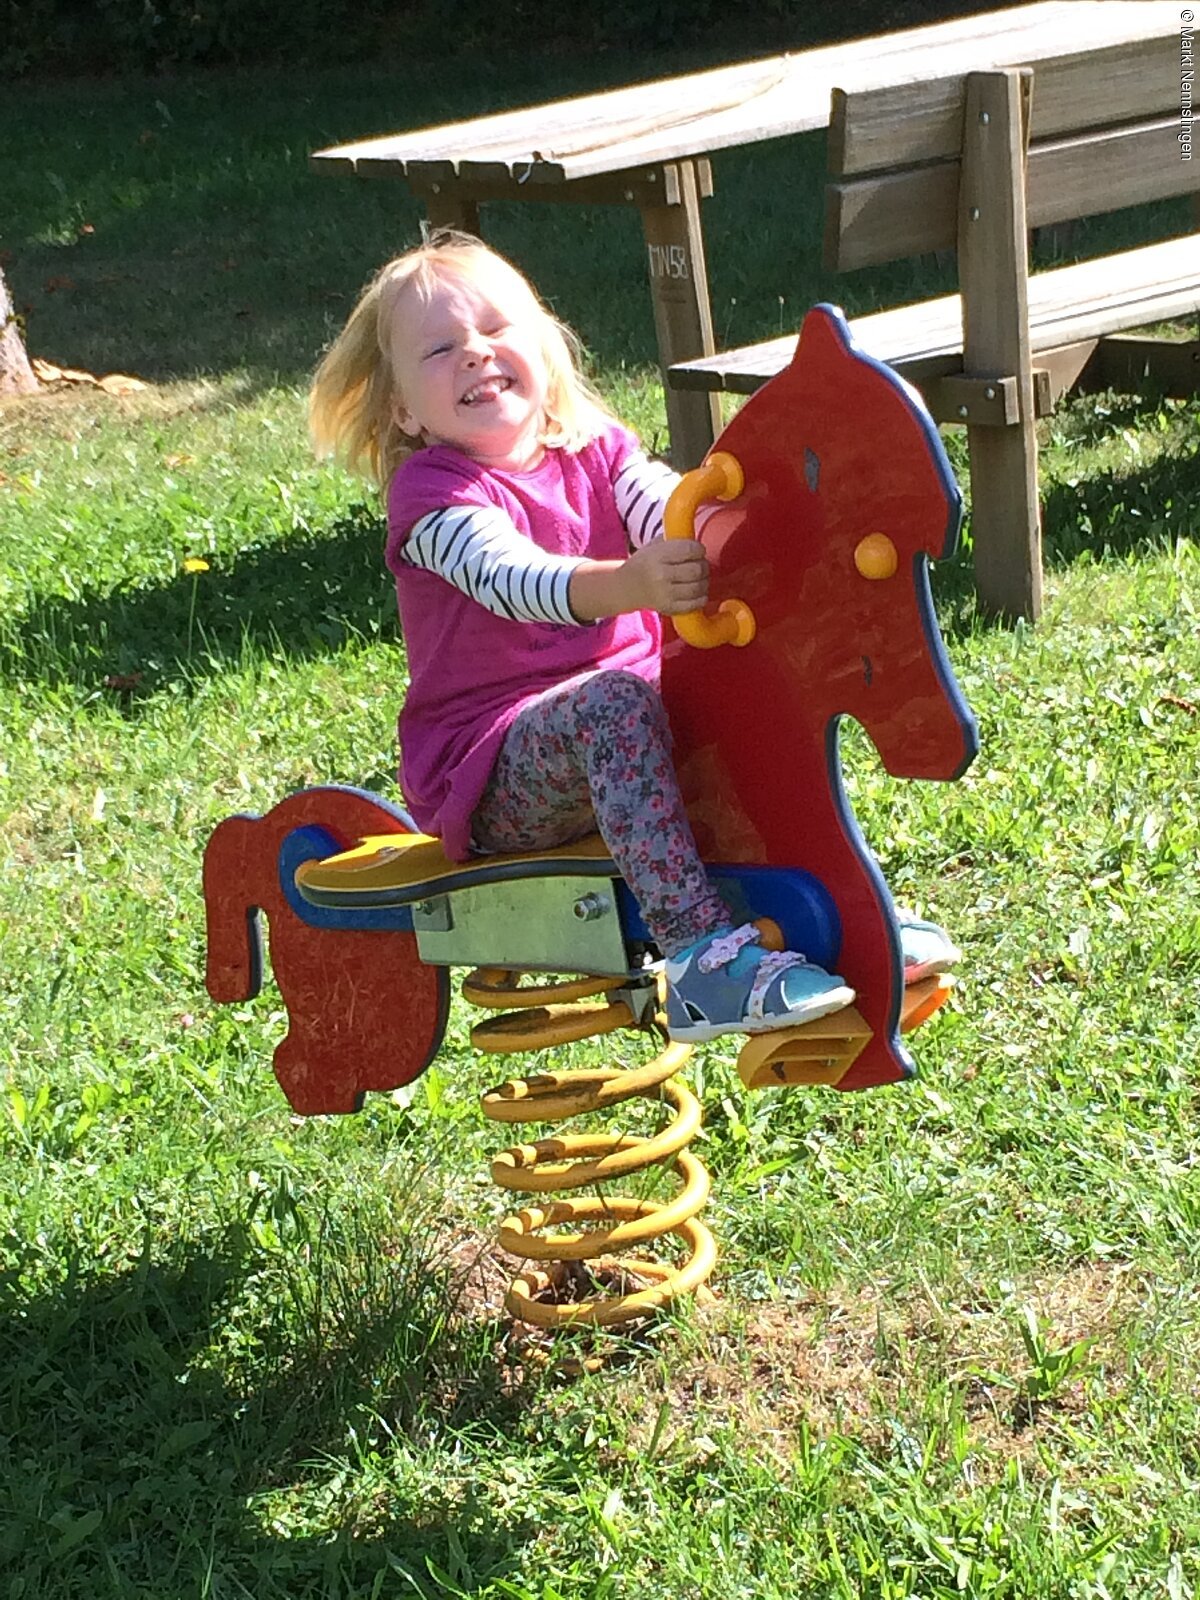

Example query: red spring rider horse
[202,305,977,1326]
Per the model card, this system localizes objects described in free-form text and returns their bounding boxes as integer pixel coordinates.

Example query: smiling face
[386,263,551,472]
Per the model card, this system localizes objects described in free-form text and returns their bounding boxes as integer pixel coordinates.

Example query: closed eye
[423,342,453,360]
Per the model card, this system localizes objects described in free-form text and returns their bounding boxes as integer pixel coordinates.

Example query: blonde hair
[308,232,615,488]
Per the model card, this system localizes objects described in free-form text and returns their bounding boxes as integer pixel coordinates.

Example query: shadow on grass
[3,394,1195,694]
[3,56,718,396]
[0,1222,540,1598]
[0,505,394,695]
[919,401,1200,642]
[1042,410,1199,572]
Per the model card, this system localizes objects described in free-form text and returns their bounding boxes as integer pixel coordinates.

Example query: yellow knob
[854,533,898,580]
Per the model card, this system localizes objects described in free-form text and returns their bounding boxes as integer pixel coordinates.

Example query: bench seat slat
[670,236,1200,394]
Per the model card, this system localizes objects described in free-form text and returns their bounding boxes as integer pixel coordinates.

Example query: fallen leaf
[31,359,97,386]
[163,453,194,468]
[103,671,143,692]
[1158,694,1197,715]
[44,275,76,293]
[97,372,147,396]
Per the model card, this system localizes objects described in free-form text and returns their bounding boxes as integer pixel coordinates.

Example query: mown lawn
[2,52,1199,1600]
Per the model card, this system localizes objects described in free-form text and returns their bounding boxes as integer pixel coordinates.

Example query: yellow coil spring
[464,967,718,1331]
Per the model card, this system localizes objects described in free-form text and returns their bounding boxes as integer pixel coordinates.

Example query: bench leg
[965,422,1043,622]
[639,160,722,470]
[959,69,1043,622]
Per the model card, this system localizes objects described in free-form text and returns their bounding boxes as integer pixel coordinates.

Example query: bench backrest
[825,33,1195,271]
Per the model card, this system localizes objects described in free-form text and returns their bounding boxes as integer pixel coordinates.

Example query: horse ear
[791,303,855,375]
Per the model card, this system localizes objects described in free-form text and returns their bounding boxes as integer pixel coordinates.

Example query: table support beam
[638,161,722,470]
[419,189,481,236]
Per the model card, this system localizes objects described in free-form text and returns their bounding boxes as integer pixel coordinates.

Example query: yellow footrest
[736,973,956,1091]
[736,1005,871,1090]
[900,973,954,1033]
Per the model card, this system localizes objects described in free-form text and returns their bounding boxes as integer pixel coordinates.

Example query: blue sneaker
[665,924,855,1043]
[896,911,961,984]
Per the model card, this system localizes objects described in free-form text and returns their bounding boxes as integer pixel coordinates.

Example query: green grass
[2,52,1200,1600]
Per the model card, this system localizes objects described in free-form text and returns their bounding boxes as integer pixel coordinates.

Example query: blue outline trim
[241,907,264,999]
[813,304,979,777]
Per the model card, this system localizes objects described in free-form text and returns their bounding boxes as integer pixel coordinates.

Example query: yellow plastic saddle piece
[295,829,614,906]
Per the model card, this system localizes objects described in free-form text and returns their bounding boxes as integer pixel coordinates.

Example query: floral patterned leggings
[470,670,731,957]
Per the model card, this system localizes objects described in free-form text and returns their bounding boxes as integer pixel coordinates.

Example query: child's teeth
[464,378,508,404]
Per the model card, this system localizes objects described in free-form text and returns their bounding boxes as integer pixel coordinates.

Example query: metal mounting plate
[412,874,630,975]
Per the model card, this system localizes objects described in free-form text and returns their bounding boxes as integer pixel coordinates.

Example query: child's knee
[580,669,666,725]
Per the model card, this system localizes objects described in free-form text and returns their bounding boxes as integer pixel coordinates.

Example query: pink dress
[385,421,662,860]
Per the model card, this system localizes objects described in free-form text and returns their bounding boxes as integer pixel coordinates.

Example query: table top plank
[331,55,800,179]
[313,3,1178,185]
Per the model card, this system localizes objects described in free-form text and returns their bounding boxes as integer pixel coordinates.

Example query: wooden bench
[312,5,1176,479]
[670,30,1200,619]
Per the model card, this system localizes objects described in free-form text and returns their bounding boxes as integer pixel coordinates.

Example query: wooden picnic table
[312,2,1179,467]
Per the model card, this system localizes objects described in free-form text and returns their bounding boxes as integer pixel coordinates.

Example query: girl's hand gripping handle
[664,452,756,649]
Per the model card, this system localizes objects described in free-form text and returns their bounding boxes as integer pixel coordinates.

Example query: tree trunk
[0,267,38,396]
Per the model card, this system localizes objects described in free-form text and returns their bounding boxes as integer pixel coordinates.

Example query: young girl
[308,232,864,1043]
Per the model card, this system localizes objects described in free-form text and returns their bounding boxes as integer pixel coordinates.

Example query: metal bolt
[957,404,969,418]
[969,206,981,221]
[415,900,434,916]
[623,189,633,201]
[573,892,611,922]
[979,111,990,125]
[985,386,997,400]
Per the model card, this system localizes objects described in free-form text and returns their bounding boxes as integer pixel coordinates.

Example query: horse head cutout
[663,304,978,1089]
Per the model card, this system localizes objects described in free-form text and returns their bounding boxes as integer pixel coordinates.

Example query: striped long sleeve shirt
[398,446,678,625]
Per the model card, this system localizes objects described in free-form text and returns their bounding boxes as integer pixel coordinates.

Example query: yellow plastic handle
[663,451,756,649]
